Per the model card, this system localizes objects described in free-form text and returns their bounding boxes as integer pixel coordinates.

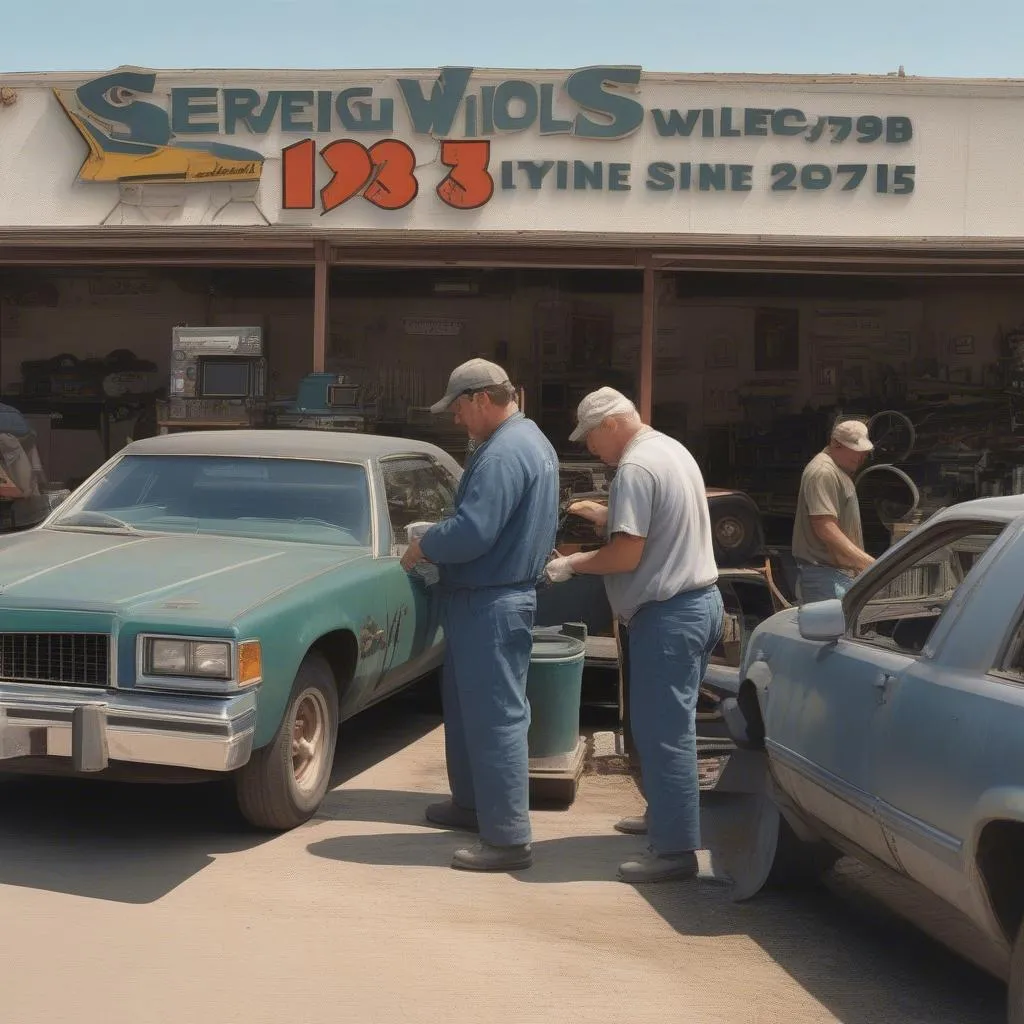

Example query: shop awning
[0,229,1023,274]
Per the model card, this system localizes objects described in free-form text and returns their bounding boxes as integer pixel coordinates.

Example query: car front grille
[0,633,110,687]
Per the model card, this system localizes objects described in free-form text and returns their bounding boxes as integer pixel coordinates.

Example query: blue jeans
[624,585,724,855]
[440,586,536,847]
[796,563,854,604]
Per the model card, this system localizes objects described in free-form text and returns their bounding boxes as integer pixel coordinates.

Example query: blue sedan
[722,495,1024,1023]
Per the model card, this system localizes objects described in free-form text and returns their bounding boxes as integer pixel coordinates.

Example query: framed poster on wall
[754,308,800,373]
[815,362,840,392]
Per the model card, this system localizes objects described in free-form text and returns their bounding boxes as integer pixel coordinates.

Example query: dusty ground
[0,692,1006,1024]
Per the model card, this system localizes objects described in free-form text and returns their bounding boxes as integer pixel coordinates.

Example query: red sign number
[319,140,373,212]
[437,140,494,210]
[363,140,419,211]
[282,138,493,214]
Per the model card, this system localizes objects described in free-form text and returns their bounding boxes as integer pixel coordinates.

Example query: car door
[764,600,903,870]
[765,532,982,871]
[866,520,1014,910]
[371,453,457,698]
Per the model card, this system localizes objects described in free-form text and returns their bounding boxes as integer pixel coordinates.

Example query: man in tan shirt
[792,419,876,603]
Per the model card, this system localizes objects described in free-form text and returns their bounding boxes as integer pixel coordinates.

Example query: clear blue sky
[1,0,1019,77]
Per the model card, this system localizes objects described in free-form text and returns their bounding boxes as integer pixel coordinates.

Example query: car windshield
[50,454,373,548]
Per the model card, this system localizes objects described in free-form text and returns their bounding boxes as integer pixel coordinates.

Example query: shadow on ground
[308,783,1006,1024]
[0,681,1007,1023]
[0,686,442,905]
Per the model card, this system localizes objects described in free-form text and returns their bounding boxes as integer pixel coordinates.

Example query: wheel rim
[715,515,746,550]
[291,688,330,796]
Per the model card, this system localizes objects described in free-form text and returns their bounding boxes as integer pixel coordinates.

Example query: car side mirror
[798,599,846,643]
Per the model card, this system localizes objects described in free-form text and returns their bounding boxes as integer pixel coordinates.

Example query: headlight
[145,638,231,679]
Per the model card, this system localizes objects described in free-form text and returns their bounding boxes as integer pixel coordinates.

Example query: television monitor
[200,359,251,398]
[328,384,360,407]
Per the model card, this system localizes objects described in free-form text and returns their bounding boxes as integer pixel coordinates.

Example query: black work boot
[617,848,699,884]
[425,800,479,832]
[451,840,533,872]
[614,813,649,835]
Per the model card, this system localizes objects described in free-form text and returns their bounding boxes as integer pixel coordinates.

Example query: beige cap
[569,387,637,442]
[430,358,511,414]
[832,419,874,453]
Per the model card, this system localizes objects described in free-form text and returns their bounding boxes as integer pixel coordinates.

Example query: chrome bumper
[0,682,257,773]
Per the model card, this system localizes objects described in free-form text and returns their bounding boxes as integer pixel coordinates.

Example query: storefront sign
[53,67,918,214]
[402,317,464,336]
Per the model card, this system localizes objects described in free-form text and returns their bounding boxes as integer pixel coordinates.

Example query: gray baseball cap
[430,358,512,414]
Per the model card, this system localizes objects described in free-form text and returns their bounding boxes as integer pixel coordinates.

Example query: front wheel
[234,652,339,831]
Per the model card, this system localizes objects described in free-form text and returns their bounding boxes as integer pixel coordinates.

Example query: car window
[850,525,1004,656]
[50,454,372,547]
[993,603,1024,681]
[380,456,457,547]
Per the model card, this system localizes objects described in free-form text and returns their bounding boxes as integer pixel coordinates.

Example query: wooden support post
[639,263,656,424]
[312,240,329,373]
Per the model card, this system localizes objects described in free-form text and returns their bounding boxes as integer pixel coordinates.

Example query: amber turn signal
[238,640,263,686]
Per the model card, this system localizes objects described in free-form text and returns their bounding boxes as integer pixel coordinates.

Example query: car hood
[0,527,370,622]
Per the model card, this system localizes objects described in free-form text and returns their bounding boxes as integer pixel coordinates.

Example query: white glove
[545,555,577,584]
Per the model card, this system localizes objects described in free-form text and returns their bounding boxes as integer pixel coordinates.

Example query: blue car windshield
[51,454,373,547]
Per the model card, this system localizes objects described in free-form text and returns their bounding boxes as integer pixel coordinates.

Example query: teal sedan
[0,430,461,829]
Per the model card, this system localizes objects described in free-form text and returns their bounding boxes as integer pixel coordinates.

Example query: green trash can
[526,626,586,759]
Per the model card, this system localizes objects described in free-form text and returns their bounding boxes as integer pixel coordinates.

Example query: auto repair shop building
[0,63,1022,550]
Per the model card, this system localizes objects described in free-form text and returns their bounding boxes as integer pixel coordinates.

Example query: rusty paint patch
[359,616,387,658]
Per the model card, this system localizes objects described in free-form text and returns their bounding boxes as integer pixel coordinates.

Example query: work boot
[425,800,479,832]
[617,848,699,884]
[451,840,533,872]
[614,813,649,835]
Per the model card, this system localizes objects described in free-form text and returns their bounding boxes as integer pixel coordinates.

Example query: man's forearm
[569,535,644,576]
[820,523,873,572]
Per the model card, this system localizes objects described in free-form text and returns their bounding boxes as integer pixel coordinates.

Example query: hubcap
[291,688,329,795]
[715,516,745,549]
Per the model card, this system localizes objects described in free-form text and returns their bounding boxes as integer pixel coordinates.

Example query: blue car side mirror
[798,599,846,643]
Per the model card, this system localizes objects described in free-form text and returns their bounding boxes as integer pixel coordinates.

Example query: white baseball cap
[569,387,637,442]
[430,358,512,414]
[832,419,874,453]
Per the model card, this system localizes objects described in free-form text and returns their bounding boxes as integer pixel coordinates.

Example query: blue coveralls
[419,413,558,847]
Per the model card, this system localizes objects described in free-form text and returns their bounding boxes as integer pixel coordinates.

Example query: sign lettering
[53,66,920,216]
[282,138,493,213]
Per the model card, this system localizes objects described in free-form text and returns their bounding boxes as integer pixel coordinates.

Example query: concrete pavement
[0,695,1005,1024]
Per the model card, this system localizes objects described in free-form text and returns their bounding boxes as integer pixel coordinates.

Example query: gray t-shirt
[604,429,718,624]
[791,450,863,571]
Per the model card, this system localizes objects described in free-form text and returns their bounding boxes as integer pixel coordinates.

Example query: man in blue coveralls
[400,358,558,872]
[546,387,724,883]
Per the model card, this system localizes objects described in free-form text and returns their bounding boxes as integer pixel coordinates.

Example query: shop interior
[2,263,1024,562]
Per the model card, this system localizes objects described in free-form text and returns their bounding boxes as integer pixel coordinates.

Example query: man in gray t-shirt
[545,387,724,884]
[792,419,876,604]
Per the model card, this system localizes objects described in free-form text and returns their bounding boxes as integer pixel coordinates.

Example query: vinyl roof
[123,429,454,462]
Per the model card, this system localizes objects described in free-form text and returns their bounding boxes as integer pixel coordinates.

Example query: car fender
[745,652,773,700]
[720,642,773,749]
[237,569,382,749]
[961,788,1024,946]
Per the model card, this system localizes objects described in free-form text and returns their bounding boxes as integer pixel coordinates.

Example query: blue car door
[764,609,905,872]
[763,532,991,871]
[866,521,1012,911]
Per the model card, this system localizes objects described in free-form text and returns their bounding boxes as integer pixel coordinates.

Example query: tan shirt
[791,450,863,569]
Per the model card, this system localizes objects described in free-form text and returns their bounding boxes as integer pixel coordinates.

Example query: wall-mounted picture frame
[816,363,839,390]
[754,307,800,372]
[705,334,738,370]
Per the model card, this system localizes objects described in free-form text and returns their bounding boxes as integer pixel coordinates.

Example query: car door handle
[874,672,894,704]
